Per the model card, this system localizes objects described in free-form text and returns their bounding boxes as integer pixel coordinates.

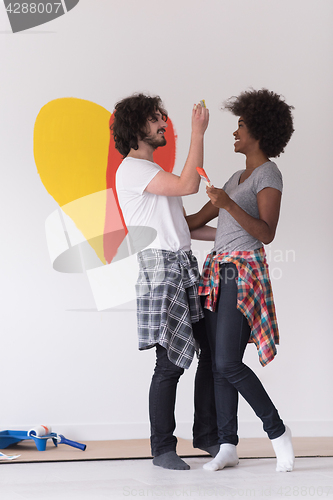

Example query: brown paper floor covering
[1,437,332,464]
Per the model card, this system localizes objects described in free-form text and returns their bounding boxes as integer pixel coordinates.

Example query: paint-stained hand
[192,102,209,136]
[206,185,231,210]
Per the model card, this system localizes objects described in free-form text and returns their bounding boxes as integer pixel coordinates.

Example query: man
[113,93,218,470]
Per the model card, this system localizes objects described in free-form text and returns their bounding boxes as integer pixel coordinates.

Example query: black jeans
[149,319,218,457]
[204,263,285,446]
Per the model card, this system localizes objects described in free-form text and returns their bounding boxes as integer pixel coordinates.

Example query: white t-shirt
[115,157,191,252]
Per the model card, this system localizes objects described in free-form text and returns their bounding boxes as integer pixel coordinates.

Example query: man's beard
[143,132,167,150]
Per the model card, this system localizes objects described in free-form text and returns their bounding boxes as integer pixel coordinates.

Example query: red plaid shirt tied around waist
[199,247,279,367]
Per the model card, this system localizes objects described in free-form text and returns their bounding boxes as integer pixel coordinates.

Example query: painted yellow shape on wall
[34,98,111,264]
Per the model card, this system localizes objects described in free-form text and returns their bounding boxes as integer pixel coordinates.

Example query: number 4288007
[5,3,62,14]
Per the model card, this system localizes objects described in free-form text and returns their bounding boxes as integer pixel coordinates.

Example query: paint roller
[51,434,86,451]
[28,425,86,451]
[28,425,52,437]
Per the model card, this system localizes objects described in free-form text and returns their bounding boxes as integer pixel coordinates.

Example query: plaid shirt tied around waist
[199,247,279,367]
[136,248,204,369]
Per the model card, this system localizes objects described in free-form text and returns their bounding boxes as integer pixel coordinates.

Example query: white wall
[1,0,332,442]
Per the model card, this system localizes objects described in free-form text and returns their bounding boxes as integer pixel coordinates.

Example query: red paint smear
[103,115,176,264]
[153,118,177,173]
[103,115,127,264]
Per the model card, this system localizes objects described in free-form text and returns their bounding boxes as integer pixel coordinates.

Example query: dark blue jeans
[149,319,218,457]
[204,263,285,446]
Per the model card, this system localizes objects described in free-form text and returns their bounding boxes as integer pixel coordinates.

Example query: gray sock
[199,444,220,457]
[153,451,190,470]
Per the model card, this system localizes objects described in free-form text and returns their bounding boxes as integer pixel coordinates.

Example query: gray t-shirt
[214,161,283,253]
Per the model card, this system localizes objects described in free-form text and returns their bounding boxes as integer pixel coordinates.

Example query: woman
[186,88,295,472]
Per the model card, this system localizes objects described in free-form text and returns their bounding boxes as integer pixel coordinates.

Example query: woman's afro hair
[223,88,294,158]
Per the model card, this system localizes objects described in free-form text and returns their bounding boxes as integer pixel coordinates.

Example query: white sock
[271,426,295,472]
[203,443,239,471]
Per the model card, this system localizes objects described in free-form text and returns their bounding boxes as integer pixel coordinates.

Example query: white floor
[0,456,333,499]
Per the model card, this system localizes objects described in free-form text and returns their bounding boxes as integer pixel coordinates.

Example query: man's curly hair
[111,93,167,158]
[223,89,294,158]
